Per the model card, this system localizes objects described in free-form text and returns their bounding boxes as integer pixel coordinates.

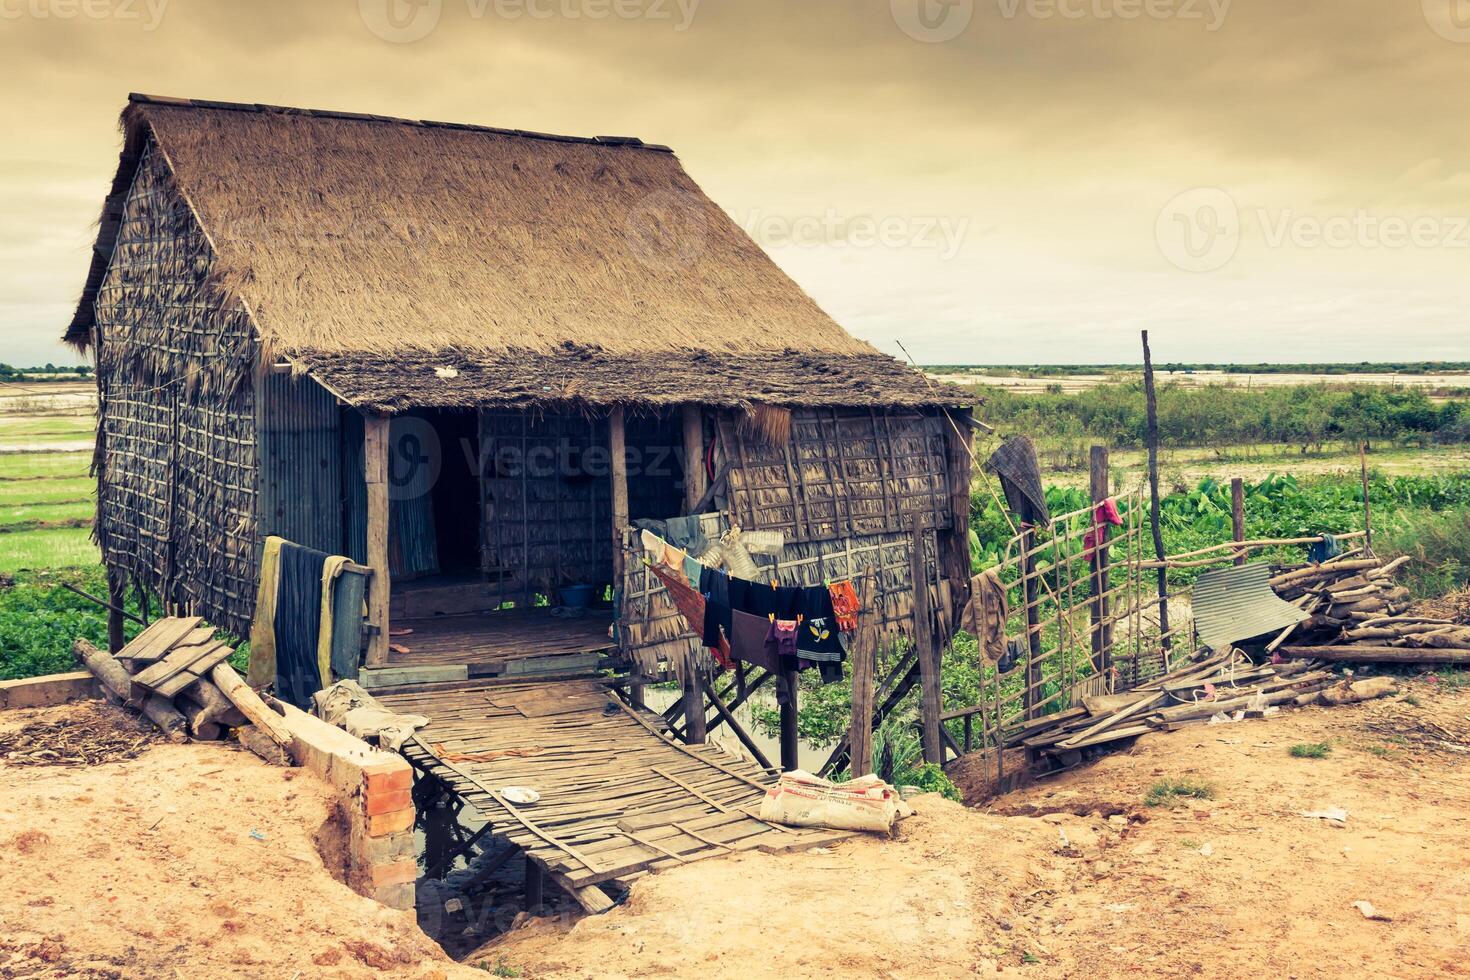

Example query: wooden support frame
[848,624,876,778]
[1088,446,1112,678]
[677,406,710,742]
[1231,478,1247,566]
[911,523,944,764]
[364,413,392,668]
[609,406,643,707]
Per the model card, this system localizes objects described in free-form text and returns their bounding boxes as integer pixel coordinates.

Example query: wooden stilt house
[65,94,975,695]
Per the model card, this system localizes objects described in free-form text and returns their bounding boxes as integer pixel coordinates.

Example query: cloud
[2,0,1468,365]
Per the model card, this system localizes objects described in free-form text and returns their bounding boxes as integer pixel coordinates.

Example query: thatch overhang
[67,94,968,410]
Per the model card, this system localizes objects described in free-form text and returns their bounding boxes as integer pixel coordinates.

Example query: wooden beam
[1141,330,1170,651]
[911,523,943,764]
[701,673,773,772]
[848,624,876,778]
[1088,446,1112,678]
[681,668,708,745]
[609,406,639,706]
[1279,645,1470,664]
[1020,525,1043,721]
[681,403,706,514]
[364,414,392,668]
[779,666,800,771]
[107,567,127,655]
[1231,478,1246,566]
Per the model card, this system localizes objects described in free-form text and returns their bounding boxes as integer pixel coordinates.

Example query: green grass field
[0,527,99,574]
[0,450,92,480]
[0,439,97,573]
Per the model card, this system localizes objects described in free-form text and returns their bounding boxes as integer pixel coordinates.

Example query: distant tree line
[929,361,1470,378]
[976,382,1470,450]
[0,363,92,382]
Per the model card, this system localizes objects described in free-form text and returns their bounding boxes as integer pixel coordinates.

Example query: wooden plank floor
[387,609,614,668]
[379,680,850,905]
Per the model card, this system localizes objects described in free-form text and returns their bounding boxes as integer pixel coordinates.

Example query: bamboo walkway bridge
[376,679,849,911]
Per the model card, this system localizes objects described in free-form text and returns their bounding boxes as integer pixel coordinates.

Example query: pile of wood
[74,616,296,764]
[1012,649,1347,766]
[1272,554,1470,665]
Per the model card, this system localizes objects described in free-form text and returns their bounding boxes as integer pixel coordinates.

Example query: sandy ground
[3,682,1467,979]
[479,678,1470,979]
[0,701,481,980]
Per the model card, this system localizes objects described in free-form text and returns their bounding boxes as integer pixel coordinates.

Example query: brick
[370,858,418,888]
[363,760,412,796]
[363,829,417,864]
[365,787,412,816]
[374,881,416,911]
[367,806,415,837]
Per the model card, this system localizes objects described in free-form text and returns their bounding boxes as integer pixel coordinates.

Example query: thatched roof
[67,94,965,408]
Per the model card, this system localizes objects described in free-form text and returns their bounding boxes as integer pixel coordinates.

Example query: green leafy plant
[1289,742,1332,759]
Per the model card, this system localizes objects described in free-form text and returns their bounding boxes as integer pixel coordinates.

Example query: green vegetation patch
[0,567,139,681]
[1145,778,1216,807]
[1289,742,1332,759]
[0,477,95,507]
[0,527,100,574]
[0,501,96,529]
[0,451,91,481]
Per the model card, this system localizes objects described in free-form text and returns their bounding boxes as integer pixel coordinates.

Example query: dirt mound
[0,701,481,979]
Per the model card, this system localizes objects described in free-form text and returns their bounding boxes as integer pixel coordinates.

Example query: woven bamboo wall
[479,408,613,603]
[93,141,260,635]
[718,408,951,544]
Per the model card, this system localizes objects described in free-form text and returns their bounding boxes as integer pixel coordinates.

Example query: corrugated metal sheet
[258,374,343,555]
[1193,562,1309,652]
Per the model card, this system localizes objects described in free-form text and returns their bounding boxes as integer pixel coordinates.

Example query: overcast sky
[3,0,1469,367]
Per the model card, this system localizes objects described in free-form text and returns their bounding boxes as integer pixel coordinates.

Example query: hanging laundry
[648,562,732,669]
[765,617,800,665]
[960,568,1009,666]
[729,608,779,671]
[1307,533,1343,564]
[700,566,733,651]
[794,584,843,662]
[828,579,861,633]
[1081,497,1125,557]
[247,536,285,689]
[274,540,330,710]
[987,436,1050,526]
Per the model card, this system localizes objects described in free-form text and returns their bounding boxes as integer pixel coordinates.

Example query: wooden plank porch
[387,608,615,675]
[377,679,850,911]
